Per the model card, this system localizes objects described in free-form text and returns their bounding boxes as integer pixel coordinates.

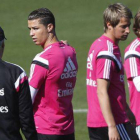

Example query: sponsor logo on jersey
[58,88,74,97]
[86,79,97,87]
[61,57,77,79]
[0,88,4,96]
[66,82,73,88]
[0,106,8,113]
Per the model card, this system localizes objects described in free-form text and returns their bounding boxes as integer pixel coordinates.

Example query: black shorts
[88,122,139,140]
[37,133,75,140]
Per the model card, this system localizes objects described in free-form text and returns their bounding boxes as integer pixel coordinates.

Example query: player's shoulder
[124,38,140,61]
[56,41,76,54]
[4,61,24,71]
[33,46,51,60]
[125,38,140,52]
[91,35,113,53]
[1,60,26,78]
[66,44,77,54]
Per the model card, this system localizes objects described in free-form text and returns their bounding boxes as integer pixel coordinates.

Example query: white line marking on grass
[74,109,88,113]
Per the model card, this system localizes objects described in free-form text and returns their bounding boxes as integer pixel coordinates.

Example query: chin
[34,42,40,45]
[121,37,128,41]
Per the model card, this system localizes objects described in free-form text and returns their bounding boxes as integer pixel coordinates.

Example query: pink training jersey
[87,35,129,128]
[29,42,78,135]
[124,37,140,126]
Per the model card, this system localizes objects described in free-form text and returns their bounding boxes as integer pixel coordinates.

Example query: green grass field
[1,0,140,139]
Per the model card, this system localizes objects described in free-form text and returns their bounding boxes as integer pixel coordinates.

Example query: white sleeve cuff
[133,76,140,92]
[29,86,38,104]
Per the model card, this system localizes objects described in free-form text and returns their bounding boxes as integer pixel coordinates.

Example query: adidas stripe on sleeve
[96,40,121,80]
[29,55,49,89]
[96,45,121,79]
[124,41,140,79]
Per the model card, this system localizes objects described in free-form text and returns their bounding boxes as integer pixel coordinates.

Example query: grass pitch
[0,0,140,139]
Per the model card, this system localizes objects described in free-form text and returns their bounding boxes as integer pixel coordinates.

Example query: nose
[125,27,130,34]
[30,29,34,37]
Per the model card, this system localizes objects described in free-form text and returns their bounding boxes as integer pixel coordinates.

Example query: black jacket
[0,59,37,140]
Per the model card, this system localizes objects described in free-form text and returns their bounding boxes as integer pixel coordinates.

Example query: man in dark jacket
[0,26,38,140]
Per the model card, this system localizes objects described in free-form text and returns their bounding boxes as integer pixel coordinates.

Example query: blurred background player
[86,3,139,140]
[0,27,37,140]
[28,8,78,140]
[124,10,140,139]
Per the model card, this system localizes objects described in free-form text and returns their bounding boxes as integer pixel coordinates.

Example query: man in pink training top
[124,11,140,139]
[87,3,138,140]
[28,8,78,140]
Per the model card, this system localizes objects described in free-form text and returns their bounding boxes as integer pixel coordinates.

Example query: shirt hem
[36,129,74,135]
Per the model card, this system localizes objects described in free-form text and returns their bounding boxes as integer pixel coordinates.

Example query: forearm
[97,89,116,127]
[97,79,120,139]
[19,81,38,140]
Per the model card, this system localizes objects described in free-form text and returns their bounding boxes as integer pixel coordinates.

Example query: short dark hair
[133,10,140,36]
[28,8,55,28]
[103,3,132,32]
[0,27,6,41]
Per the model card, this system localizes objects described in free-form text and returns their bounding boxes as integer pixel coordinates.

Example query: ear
[106,22,113,30]
[137,29,140,37]
[47,23,54,33]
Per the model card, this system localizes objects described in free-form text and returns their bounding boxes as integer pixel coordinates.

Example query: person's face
[108,17,131,42]
[28,19,49,47]
[136,29,140,38]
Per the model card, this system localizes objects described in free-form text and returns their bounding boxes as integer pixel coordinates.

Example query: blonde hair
[103,3,132,32]
[133,10,140,36]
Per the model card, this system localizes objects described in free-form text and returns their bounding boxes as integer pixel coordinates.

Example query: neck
[103,32,119,45]
[42,33,59,49]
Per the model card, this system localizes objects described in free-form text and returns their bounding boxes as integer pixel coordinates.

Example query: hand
[127,109,136,127]
[61,40,69,45]
[126,103,136,127]
[108,126,120,140]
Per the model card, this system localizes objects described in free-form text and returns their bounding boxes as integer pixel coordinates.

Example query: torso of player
[124,37,140,125]
[0,60,27,140]
[30,42,78,134]
[87,35,128,127]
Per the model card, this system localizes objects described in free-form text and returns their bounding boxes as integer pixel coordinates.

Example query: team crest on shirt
[61,57,77,79]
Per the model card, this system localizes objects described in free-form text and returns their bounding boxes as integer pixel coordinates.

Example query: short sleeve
[29,54,49,89]
[96,58,115,80]
[29,63,49,89]
[124,57,140,79]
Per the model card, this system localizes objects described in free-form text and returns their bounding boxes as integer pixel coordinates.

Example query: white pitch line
[74,109,88,113]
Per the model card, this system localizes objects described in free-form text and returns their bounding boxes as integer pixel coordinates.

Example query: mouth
[123,35,128,38]
[32,38,37,42]
[121,35,128,40]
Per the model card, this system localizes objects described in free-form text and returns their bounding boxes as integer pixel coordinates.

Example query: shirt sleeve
[29,55,49,89]
[96,58,115,80]
[124,56,140,79]
[29,85,38,104]
[18,77,38,140]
